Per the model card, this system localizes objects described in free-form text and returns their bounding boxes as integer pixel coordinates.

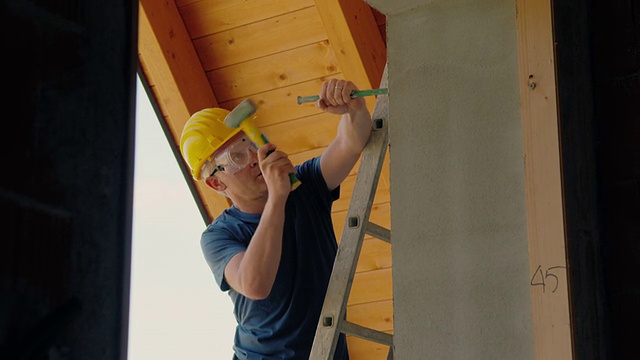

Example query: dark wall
[593,1,640,357]
[554,0,640,358]
[1,1,136,359]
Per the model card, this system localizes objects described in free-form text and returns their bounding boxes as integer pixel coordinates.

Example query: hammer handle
[243,123,301,191]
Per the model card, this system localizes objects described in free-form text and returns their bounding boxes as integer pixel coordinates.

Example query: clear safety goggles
[201,135,258,179]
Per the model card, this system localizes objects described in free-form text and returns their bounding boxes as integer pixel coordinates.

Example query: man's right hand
[258,143,296,199]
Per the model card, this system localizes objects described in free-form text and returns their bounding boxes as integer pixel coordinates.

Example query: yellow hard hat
[179,108,243,180]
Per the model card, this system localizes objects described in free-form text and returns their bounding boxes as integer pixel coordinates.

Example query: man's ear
[205,176,227,192]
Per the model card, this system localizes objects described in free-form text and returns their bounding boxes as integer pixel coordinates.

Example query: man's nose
[248,147,258,166]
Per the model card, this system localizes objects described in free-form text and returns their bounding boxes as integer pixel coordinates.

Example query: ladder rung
[365,222,391,243]
[340,321,393,346]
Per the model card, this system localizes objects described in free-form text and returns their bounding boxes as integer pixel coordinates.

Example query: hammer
[223,99,301,191]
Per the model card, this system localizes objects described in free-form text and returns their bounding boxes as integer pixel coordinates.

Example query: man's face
[211,133,258,176]
[203,132,267,200]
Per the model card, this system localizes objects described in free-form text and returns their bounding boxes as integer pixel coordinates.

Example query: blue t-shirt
[200,157,349,359]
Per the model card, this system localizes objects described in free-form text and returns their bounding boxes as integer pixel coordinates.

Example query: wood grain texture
[346,334,392,360]
[194,7,326,69]
[139,0,232,222]
[516,0,573,358]
[207,41,340,101]
[178,0,315,38]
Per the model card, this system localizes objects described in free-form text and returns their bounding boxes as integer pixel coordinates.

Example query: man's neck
[233,196,267,215]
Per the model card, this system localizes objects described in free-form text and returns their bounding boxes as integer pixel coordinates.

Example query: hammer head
[223,99,257,128]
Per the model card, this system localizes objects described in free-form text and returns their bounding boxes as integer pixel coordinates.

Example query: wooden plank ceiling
[138,0,390,358]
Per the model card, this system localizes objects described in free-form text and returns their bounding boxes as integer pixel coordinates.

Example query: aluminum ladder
[310,66,392,360]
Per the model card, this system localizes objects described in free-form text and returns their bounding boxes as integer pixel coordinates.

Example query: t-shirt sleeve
[200,223,247,292]
[296,156,340,205]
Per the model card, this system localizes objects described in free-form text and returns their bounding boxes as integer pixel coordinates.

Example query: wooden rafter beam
[314,0,387,108]
[138,0,231,222]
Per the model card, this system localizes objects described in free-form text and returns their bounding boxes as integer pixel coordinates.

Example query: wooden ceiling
[137,0,390,358]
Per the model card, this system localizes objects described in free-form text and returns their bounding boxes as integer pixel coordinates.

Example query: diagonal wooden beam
[138,0,218,130]
[138,0,231,222]
[314,0,387,108]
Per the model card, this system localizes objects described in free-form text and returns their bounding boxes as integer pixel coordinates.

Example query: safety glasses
[201,135,258,179]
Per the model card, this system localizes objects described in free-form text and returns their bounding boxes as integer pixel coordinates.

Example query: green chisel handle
[296,88,389,105]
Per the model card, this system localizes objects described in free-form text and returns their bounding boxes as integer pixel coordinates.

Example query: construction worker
[179,79,372,359]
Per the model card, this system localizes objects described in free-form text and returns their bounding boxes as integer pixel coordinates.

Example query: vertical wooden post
[516,0,573,359]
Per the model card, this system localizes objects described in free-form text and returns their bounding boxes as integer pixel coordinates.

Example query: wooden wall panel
[288,148,326,167]
[357,239,392,272]
[256,116,335,157]
[178,0,314,38]
[207,42,340,101]
[348,299,393,332]
[349,268,393,305]
[194,7,326,69]
[347,336,390,360]
[335,170,390,212]
[219,78,344,127]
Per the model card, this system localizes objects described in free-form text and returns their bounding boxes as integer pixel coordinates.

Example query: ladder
[310,66,392,360]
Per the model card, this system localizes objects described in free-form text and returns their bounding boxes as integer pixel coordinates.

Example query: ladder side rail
[309,91,390,360]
